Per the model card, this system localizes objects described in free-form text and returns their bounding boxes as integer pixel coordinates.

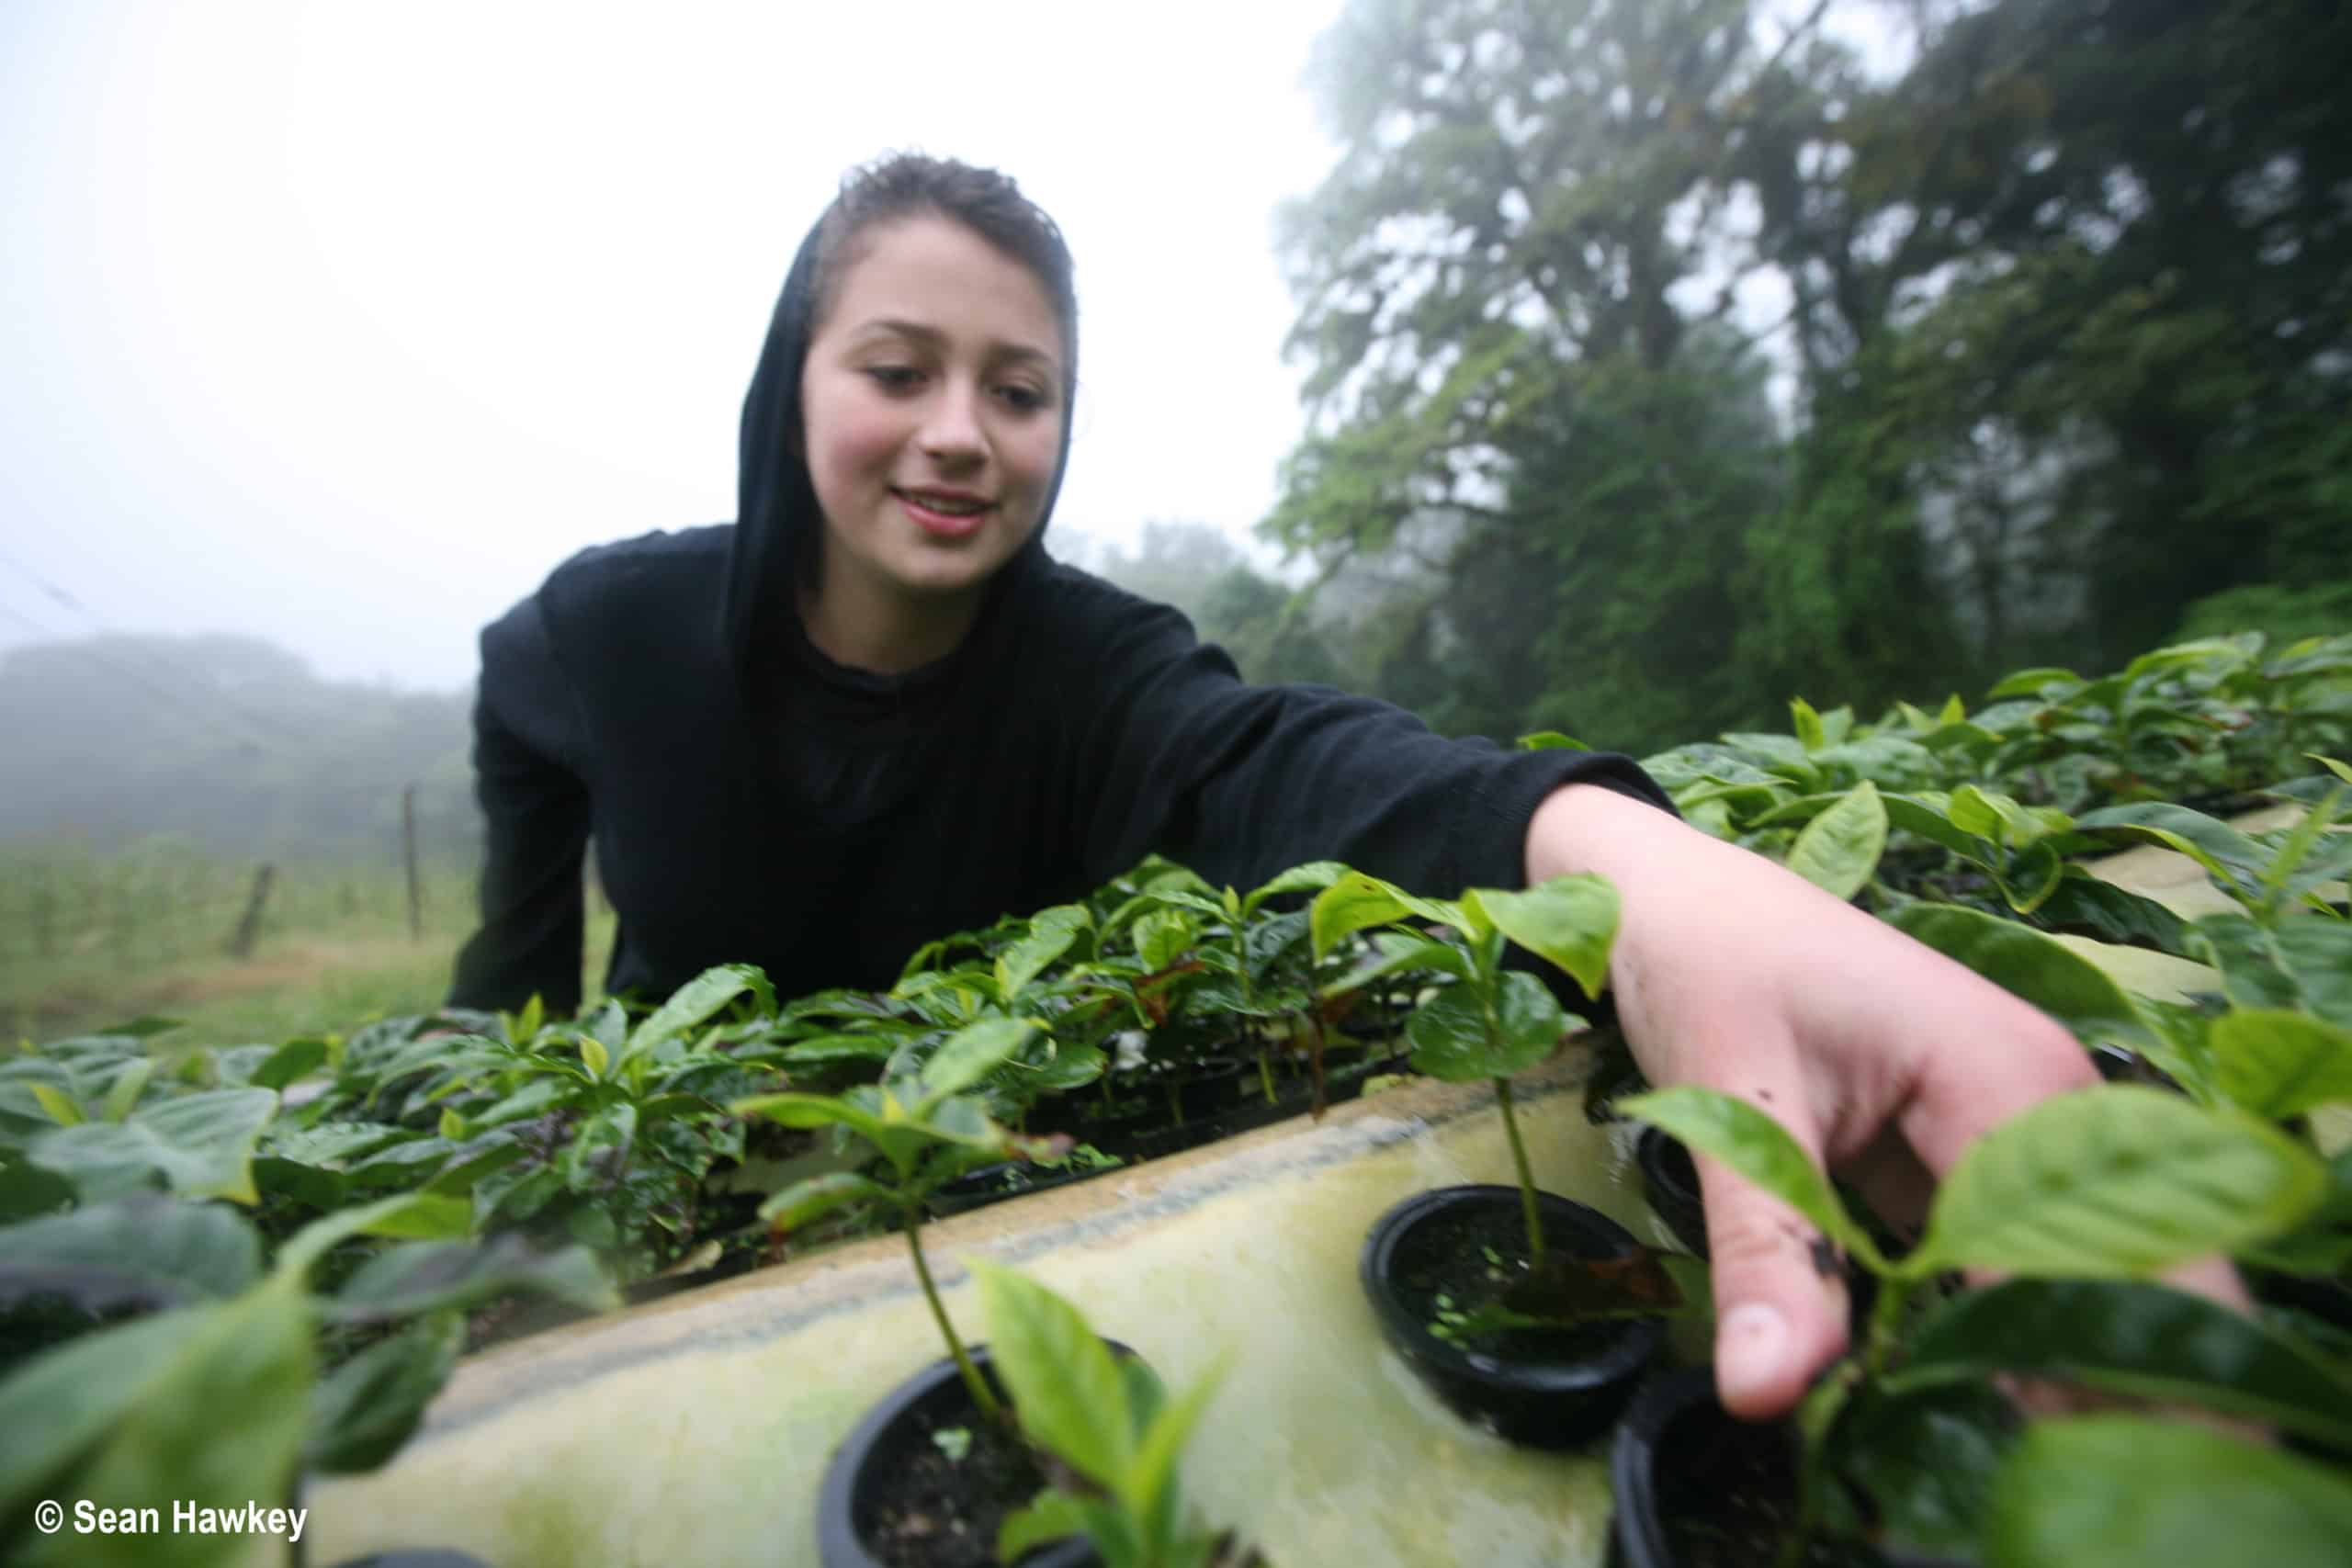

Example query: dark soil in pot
[1362,1185,1663,1448]
[820,1347,1117,1568]
[1636,1127,1710,1258]
[1609,1368,1960,1568]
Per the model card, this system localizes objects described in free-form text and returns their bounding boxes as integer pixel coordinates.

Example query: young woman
[449,152,2199,1423]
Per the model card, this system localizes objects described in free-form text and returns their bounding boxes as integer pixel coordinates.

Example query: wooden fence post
[402,784,424,942]
[227,863,277,959]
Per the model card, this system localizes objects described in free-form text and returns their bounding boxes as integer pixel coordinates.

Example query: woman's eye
[996,384,1048,413]
[864,365,922,391]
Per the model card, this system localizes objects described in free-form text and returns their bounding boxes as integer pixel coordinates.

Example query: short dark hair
[803,152,1079,394]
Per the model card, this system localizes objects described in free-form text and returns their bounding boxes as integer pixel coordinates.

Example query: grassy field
[4,844,617,1046]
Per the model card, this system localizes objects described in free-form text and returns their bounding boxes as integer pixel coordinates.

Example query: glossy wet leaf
[2027,870,2192,956]
[625,963,763,1060]
[28,1088,278,1204]
[1405,974,1570,1082]
[1784,780,1888,900]
[1911,1088,2324,1279]
[1309,871,1468,958]
[997,907,1089,1001]
[1984,1416,2352,1568]
[1616,1086,1873,1263]
[730,1090,892,1147]
[304,1311,464,1474]
[1242,860,1348,914]
[1135,908,1195,973]
[1831,1383,2018,1557]
[1467,874,1619,998]
[1321,931,1471,998]
[0,1196,260,1313]
[1896,1279,2352,1450]
[1885,902,2152,1051]
[2211,1010,2352,1119]
[970,1260,1132,1493]
[917,1019,1038,1108]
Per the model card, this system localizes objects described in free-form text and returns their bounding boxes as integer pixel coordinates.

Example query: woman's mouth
[894,489,993,539]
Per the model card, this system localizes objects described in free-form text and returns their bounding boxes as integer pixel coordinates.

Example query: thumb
[1690,1088,1851,1421]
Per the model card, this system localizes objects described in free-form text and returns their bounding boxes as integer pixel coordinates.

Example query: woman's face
[798,214,1067,625]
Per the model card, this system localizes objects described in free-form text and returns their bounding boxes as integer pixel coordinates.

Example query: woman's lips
[895,491,992,539]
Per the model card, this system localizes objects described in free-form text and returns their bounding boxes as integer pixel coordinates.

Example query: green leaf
[1984,1416,2352,1568]
[1895,1280,2352,1450]
[272,1190,476,1284]
[1515,730,1588,751]
[1791,696,1826,751]
[1911,1088,2324,1279]
[1321,931,1472,998]
[997,907,1090,1001]
[1127,1355,1229,1540]
[247,1038,329,1092]
[0,1306,212,1525]
[1784,780,1888,900]
[28,1088,278,1204]
[2073,803,2267,897]
[578,1035,611,1079]
[1830,1383,2018,1558]
[917,1019,1039,1110]
[1467,874,1620,998]
[28,1083,83,1127]
[997,1491,1091,1562]
[1986,666,2082,699]
[757,1170,897,1232]
[1884,903,2152,1052]
[1615,1086,1874,1265]
[730,1091,893,1148]
[969,1260,1132,1493]
[2211,1010,2352,1119]
[625,964,763,1060]
[97,1059,153,1123]
[2188,915,2352,1030]
[304,1311,464,1474]
[2310,754,2352,787]
[0,1196,260,1313]
[1135,908,1196,973]
[1241,860,1349,915]
[1309,871,1469,958]
[2027,871,2193,957]
[1405,975,1573,1083]
[17,1281,315,1568]
[323,1235,616,1324]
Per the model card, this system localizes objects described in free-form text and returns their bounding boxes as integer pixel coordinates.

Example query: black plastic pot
[1634,1127,1709,1258]
[1361,1185,1663,1449]
[1609,1367,1973,1568]
[818,1346,1127,1568]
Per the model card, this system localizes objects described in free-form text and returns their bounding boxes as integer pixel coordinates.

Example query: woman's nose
[918,381,987,463]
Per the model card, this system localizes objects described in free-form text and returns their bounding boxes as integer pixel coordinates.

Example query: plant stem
[1258,1050,1277,1105]
[1862,1268,1914,1380]
[903,1207,1000,1423]
[1495,1078,1544,1269]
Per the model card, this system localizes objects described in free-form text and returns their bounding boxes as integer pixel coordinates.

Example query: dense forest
[4,0,2345,858]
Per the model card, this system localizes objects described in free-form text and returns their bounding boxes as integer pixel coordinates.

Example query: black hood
[720,211,1079,692]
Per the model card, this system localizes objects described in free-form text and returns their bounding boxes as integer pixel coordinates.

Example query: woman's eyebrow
[851,317,1057,369]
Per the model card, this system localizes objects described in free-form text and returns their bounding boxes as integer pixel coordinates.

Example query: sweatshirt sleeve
[447,594,593,1015]
[1066,589,1673,900]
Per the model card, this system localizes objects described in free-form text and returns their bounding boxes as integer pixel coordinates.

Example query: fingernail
[1717,1303,1787,1404]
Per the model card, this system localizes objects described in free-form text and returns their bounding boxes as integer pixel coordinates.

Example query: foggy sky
[0,0,1350,692]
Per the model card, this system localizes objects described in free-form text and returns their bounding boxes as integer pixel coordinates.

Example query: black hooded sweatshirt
[447,213,1672,1015]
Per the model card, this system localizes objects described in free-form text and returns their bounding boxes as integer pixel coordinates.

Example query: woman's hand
[1523,784,2240,1419]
